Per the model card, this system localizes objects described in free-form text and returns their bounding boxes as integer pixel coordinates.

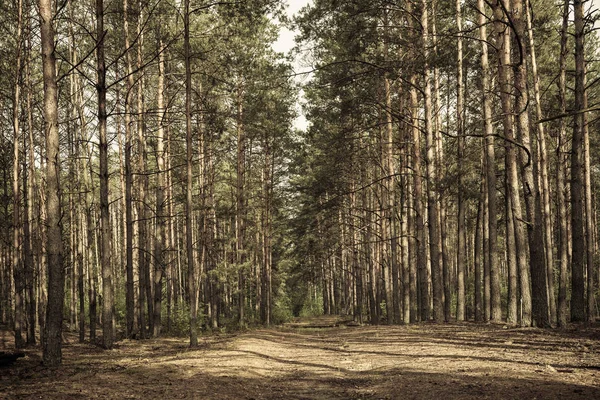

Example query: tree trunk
[474,192,483,322]
[511,0,549,328]
[492,0,531,326]
[184,0,197,345]
[12,0,24,350]
[476,0,500,324]
[422,0,443,323]
[570,0,586,323]
[96,0,114,349]
[455,0,466,321]
[40,0,65,366]
[136,5,150,337]
[583,71,596,323]
[525,0,555,326]
[153,37,167,338]
[236,83,246,328]
[24,32,36,345]
[122,0,135,339]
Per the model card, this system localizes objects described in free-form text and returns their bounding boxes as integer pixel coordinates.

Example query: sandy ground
[1,316,599,399]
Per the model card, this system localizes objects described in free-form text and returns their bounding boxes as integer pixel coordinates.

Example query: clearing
[1,316,599,399]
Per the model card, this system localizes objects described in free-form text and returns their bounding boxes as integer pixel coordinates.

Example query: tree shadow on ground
[3,356,599,399]
[1,321,599,399]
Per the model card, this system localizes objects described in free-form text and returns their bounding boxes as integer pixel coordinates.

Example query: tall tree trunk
[512,0,549,328]
[492,0,531,326]
[122,0,135,339]
[570,0,586,323]
[525,0,555,326]
[455,0,466,321]
[477,0,500,324]
[405,0,428,322]
[236,83,246,328]
[24,31,36,345]
[422,0,443,322]
[431,2,449,323]
[153,37,167,338]
[136,4,150,337]
[96,0,114,349]
[506,190,518,324]
[184,0,197,346]
[261,134,272,325]
[40,0,65,366]
[583,71,596,323]
[12,0,24,350]
[474,191,484,322]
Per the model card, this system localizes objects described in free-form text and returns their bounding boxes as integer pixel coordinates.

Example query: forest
[0,0,599,398]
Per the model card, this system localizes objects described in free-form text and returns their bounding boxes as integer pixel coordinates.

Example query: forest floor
[1,316,599,399]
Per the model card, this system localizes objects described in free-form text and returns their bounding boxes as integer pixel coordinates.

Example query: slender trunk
[261,137,272,325]
[570,0,586,323]
[24,32,36,345]
[492,0,531,326]
[506,189,518,324]
[40,0,65,366]
[153,38,166,337]
[184,0,197,345]
[483,160,490,322]
[431,2,449,323]
[474,194,483,322]
[422,0,443,322]
[456,0,466,321]
[136,5,150,337]
[123,0,135,339]
[511,0,549,328]
[12,0,24,349]
[525,0,555,326]
[583,73,596,323]
[96,0,114,348]
[236,84,246,328]
[477,0,499,324]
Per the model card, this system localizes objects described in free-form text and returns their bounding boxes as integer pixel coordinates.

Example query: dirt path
[1,316,599,399]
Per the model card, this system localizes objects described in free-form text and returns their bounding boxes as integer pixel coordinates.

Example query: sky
[272,0,313,131]
[272,0,311,54]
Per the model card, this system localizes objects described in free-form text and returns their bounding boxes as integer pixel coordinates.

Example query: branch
[441,129,531,169]
[56,30,107,84]
[537,106,600,123]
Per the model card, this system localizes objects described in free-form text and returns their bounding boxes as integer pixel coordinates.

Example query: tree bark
[12,0,24,350]
[153,37,167,338]
[570,0,586,323]
[24,29,36,345]
[525,0,555,326]
[583,70,596,323]
[422,0,443,323]
[136,5,150,337]
[184,0,198,346]
[40,0,65,366]
[236,83,246,328]
[96,0,114,349]
[456,0,466,321]
[122,0,135,339]
[556,0,569,328]
[512,0,549,328]
[492,0,531,326]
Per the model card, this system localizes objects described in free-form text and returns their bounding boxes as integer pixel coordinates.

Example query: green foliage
[272,294,294,324]
[166,302,204,337]
[299,293,323,318]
